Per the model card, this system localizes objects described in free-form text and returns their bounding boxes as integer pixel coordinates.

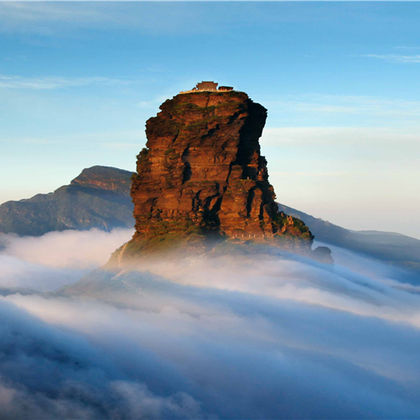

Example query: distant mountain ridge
[70,165,132,194]
[0,166,134,236]
[278,203,420,273]
[1,165,419,274]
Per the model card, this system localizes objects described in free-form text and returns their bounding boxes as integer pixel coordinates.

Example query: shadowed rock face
[0,166,134,236]
[71,166,132,194]
[126,89,313,254]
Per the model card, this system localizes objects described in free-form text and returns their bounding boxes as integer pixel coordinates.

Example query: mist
[1,229,420,419]
[0,228,133,291]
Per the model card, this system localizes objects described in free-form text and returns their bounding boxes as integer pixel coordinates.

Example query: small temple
[180,81,234,94]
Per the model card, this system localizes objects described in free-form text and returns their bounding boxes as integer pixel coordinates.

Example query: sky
[0,2,419,238]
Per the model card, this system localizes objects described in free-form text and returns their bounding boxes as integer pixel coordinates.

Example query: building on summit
[195,81,218,91]
[218,86,234,91]
[180,81,234,94]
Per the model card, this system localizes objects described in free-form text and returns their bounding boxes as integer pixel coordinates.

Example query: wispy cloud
[0,2,234,36]
[0,130,146,148]
[270,170,347,177]
[0,3,116,32]
[266,94,420,121]
[364,54,420,63]
[0,74,131,90]
[262,126,420,146]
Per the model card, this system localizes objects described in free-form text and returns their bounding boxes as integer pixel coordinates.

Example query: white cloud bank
[0,228,133,291]
[1,229,420,419]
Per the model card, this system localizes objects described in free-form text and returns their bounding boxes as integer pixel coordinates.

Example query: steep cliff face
[126,89,313,254]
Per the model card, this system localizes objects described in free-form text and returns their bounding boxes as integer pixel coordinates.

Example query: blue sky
[1,2,419,238]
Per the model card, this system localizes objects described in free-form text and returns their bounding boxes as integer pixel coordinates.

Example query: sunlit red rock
[123,86,314,256]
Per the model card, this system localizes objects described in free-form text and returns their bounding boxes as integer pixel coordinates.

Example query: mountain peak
[71,166,133,194]
[119,87,314,259]
[0,166,134,236]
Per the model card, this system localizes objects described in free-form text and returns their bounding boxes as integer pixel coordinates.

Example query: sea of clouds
[1,228,420,419]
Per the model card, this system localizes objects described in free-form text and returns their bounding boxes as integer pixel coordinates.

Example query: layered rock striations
[124,86,313,256]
